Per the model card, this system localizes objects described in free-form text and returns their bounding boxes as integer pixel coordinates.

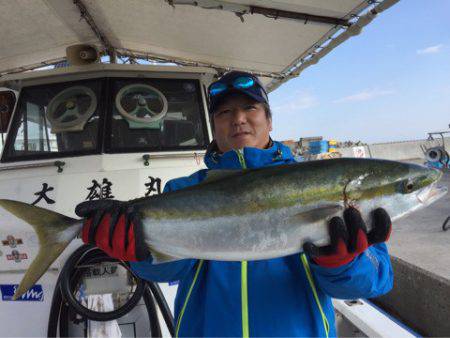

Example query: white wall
[339,137,450,161]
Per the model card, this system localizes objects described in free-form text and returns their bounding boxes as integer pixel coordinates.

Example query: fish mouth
[416,183,448,206]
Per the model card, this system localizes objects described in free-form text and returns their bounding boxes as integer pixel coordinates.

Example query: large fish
[0,158,446,299]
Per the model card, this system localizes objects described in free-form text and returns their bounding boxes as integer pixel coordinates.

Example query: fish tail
[0,199,81,300]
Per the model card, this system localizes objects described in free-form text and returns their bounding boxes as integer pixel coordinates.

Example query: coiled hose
[47,244,175,337]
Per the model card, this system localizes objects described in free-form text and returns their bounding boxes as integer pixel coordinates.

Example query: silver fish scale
[136,159,444,262]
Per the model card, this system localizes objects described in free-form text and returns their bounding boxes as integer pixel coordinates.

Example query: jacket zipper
[236,149,247,170]
[235,149,249,338]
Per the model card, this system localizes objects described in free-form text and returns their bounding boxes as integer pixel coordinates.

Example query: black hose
[143,285,162,337]
[60,245,145,322]
[47,274,63,337]
[58,300,70,337]
[47,272,71,338]
[147,282,175,336]
[48,244,172,337]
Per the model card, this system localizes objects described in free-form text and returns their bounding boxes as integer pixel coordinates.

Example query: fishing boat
[0,0,432,336]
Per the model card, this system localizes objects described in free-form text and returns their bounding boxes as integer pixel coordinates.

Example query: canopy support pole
[167,1,349,26]
[266,0,401,91]
[249,6,349,27]
[73,0,115,59]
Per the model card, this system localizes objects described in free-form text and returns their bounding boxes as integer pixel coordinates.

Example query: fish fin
[201,169,244,185]
[0,199,81,300]
[289,204,343,224]
[150,248,182,264]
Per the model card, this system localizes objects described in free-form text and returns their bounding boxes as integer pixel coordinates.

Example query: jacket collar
[204,140,295,169]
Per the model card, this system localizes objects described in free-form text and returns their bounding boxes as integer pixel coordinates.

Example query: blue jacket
[131,141,393,337]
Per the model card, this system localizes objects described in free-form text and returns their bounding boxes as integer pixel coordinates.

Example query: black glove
[76,200,149,261]
[303,207,391,268]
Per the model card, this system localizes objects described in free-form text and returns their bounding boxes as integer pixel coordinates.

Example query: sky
[269,0,450,144]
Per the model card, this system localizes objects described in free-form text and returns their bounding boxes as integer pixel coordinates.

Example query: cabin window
[2,80,102,161]
[107,78,208,152]
[1,76,209,162]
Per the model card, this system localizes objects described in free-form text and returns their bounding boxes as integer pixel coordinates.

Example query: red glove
[75,200,149,262]
[303,207,391,268]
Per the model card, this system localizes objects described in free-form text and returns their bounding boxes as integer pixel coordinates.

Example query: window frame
[1,76,210,163]
[103,77,210,154]
[1,78,107,163]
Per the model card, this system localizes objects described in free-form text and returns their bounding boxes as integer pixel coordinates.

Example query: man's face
[212,93,272,152]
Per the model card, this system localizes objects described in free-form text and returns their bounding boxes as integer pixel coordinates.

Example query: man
[77,71,393,337]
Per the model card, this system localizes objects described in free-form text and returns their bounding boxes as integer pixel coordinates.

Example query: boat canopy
[0,0,398,91]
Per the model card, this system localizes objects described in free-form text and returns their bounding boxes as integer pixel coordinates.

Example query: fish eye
[403,180,414,193]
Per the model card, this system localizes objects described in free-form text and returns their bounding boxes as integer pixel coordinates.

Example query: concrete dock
[373,170,450,337]
[389,170,450,279]
[364,166,450,337]
[337,137,450,336]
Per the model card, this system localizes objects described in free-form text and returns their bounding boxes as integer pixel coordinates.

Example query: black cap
[208,71,269,114]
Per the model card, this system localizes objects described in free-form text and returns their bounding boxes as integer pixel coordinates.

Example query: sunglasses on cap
[209,76,260,97]
[208,72,269,114]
